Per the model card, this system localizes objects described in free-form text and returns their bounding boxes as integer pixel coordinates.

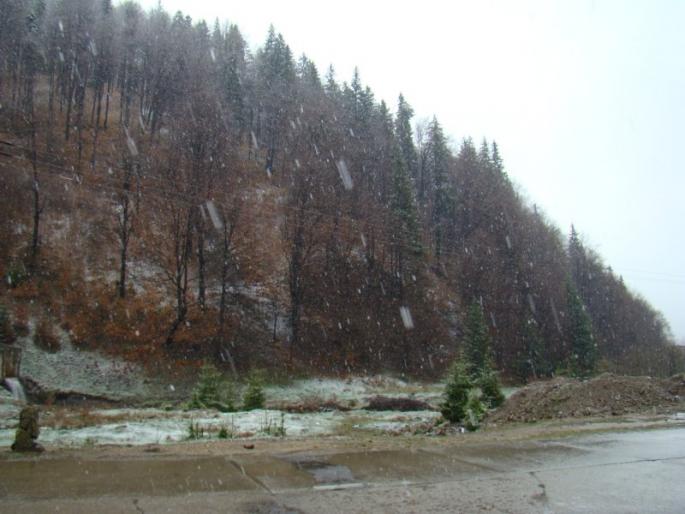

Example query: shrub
[242,369,266,411]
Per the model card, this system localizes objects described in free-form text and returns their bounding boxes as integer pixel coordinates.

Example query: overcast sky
[139,0,685,341]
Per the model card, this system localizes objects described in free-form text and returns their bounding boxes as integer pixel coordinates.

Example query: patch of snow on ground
[0,386,23,429]
[265,376,444,406]
[353,411,442,433]
[15,321,168,401]
[0,408,343,447]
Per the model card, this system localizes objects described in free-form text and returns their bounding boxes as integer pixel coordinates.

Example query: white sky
[139,0,685,341]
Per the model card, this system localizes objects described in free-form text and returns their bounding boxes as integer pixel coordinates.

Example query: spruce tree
[395,94,418,180]
[390,143,422,257]
[242,369,266,410]
[461,302,505,407]
[189,364,236,412]
[517,318,550,381]
[440,359,472,423]
[425,117,452,261]
[462,302,492,378]
[491,141,505,175]
[566,281,597,377]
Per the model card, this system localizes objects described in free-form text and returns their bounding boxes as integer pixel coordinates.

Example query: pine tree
[491,141,505,175]
[517,318,550,380]
[462,302,493,378]
[475,368,505,408]
[462,302,504,407]
[568,225,587,291]
[395,94,418,180]
[478,138,491,170]
[390,143,422,258]
[189,364,236,412]
[242,369,266,410]
[324,64,341,98]
[440,359,472,423]
[425,117,452,260]
[566,281,597,377]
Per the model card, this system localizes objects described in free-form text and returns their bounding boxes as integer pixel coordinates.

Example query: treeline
[0,0,682,378]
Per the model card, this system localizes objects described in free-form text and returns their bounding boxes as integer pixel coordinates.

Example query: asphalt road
[1,427,684,513]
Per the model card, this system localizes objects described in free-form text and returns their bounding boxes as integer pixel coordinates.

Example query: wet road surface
[0,427,683,513]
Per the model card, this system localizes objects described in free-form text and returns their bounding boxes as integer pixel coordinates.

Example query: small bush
[242,369,266,411]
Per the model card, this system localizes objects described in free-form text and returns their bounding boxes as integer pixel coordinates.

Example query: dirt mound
[273,397,354,413]
[666,374,685,397]
[487,373,684,424]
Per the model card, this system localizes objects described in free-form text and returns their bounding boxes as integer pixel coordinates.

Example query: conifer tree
[517,317,550,380]
[566,281,597,377]
[491,141,505,175]
[189,364,236,412]
[462,302,493,378]
[242,369,266,410]
[462,302,504,407]
[425,117,452,260]
[395,94,418,180]
[324,64,341,98]
[478,138,491,171]
[440,358,472,423]
[390,142,422,258]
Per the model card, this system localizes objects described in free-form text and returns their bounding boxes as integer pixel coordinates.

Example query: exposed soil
[363,395,435,412]
[487,373,685,424]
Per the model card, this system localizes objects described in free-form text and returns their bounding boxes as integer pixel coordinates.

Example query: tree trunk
[196,213,206,310]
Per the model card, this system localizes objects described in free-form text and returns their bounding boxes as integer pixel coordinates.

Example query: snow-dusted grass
[2,329,493,449]
[0,406,441,447]
[0,375,445,447]
[265,376,445,407]
[15,320,171,401]
[352,411,443,433]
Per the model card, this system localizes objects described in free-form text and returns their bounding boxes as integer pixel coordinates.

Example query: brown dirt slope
[488,373,685,423]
